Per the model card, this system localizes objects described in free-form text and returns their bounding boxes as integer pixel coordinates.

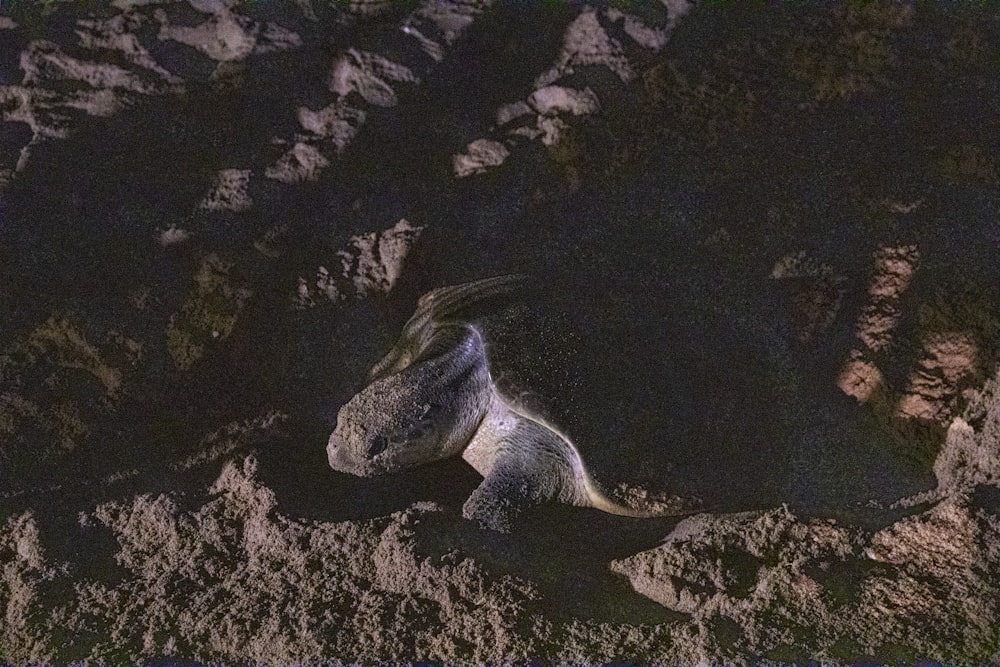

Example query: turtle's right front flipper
[369,274,527,381]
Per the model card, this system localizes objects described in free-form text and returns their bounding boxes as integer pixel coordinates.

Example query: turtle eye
[365,435,388,458]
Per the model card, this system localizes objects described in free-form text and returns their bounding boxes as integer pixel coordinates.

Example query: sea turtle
[327,275,683,532]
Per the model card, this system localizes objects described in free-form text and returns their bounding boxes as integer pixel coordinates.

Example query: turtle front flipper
[461,419,588,532]
[462,455,536,533]
[369,274,527,381]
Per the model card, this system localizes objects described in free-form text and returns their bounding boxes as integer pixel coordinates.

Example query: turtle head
[327,327,491,476]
